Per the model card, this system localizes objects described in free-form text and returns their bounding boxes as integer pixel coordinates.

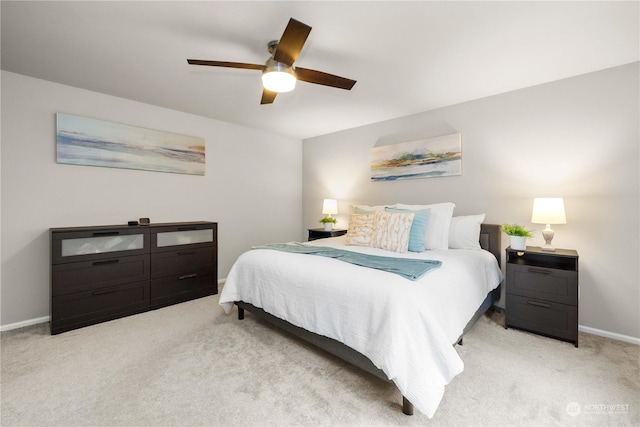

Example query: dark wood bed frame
[234,224,502,416]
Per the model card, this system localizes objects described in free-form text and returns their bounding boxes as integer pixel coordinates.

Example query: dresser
[505,246,579,347]
[50,221,217,334]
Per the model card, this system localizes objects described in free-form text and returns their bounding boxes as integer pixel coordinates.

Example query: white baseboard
[1,316,50,332]
[579,325,640,345]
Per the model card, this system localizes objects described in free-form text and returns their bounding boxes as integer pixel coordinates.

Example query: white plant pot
[510,236,527,250]
[323,223,333,231]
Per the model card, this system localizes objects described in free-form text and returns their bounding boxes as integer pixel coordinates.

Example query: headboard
[480,224,502,267]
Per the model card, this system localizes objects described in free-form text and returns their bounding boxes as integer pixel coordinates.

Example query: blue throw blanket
[252,242,442,281]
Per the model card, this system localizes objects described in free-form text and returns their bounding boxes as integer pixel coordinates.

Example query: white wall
[303,63,639,340]
[1,71,303,328]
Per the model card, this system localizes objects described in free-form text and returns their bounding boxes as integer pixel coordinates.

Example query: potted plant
[502,224,533,250]
[319,216,337,231]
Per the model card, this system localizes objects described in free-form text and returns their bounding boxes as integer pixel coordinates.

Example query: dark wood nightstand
[505,246,579,347]
[308,228,347,241]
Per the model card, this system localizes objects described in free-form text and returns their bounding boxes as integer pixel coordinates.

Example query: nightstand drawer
[507,264,577,306]
[506,294,578,343]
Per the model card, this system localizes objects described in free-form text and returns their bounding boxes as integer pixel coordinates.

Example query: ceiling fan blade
[294,67,357,90]
[272,18,312,66]
[187,59,264,71]
[260,89,278,105]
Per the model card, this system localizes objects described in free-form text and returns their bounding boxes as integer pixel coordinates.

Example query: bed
[219,212,503,418]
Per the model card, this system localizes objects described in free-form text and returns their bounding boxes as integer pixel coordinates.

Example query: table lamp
[322,199,338,218]
[531,197,566,252]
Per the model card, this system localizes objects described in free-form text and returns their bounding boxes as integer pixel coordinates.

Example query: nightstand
[505,246,579,347]
[308,228,347,241]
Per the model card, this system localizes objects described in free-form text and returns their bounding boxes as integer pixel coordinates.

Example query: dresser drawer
[51,280,149,334]
[151,223,216,253]
[150,247,215,279]
[507,264,577,306]
[506,294,578,344]
[52,227,149,264]
[52,254,149,296]
[150,272,216,307]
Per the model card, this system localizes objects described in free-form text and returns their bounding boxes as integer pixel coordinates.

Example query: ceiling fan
[187,18,357,105]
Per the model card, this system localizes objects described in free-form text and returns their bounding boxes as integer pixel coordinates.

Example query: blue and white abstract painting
[371,133,461,181]
[56,113,205,175]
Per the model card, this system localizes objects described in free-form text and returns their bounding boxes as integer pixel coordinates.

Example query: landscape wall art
[56,113,205,175]
[371,133,461,181]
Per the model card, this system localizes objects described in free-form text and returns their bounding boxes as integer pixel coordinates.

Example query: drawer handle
[92,288,119,296]
[177,251,196,256]
[92,231,120,236]
[92,259,120,266]
[179,273,198,280]
[528,267,551,275]
[527,300,552,309]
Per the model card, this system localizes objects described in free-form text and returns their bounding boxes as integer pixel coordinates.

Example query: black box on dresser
[50,221,217,334]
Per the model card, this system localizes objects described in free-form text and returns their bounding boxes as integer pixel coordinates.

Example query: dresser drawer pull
[92,259,120,266]
[92,231,120,236]
[527,299,552,308]
[92,288,119,296]
[179,273,198,280]
[177,251,196,256]
[528,267,551,275]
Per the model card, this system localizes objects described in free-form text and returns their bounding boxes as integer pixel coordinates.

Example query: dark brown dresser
[50,221,217,334]
[505,246,579,346]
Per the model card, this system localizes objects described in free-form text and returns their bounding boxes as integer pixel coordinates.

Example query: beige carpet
[1,295,638,426]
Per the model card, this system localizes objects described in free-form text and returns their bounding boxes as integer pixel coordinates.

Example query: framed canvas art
[56,113,205,175]
[371,133,461,181]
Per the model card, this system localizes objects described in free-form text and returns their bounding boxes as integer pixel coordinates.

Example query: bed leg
[238,306,244,320]
[402,396,414,415]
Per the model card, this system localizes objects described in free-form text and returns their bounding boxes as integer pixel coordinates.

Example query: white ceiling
[1,1,638,140]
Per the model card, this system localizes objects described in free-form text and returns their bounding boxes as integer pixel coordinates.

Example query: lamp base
[541,225,556,251]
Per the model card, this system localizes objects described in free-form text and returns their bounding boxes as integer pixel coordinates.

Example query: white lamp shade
[322,199,338,215]
[531,198,567,224]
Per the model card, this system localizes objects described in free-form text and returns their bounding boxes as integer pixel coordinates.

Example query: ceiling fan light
[262,61,296,93]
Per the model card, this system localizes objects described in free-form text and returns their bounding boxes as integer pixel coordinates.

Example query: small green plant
[319,217,337,224]
[502,224,533,238]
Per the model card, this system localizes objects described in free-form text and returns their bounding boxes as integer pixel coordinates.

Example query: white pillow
[370,211,414,253]
[394,202,455,250]
[345,213,376,247]
[449,214,485,250]
[351,204,388,214]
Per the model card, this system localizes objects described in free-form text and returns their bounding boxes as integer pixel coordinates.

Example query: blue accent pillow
[385,207,430,252]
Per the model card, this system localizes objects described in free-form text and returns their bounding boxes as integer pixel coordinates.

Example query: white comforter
[219,236,502,417]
